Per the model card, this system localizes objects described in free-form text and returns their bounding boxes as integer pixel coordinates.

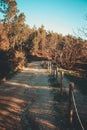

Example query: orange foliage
[0,23,10,51]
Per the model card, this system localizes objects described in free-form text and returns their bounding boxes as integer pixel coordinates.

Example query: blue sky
[1,0,87,36]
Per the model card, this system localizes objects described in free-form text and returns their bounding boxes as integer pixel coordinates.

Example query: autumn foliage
[0,0,87,79]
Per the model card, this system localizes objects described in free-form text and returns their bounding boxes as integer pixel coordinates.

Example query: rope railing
[72,91,85,130]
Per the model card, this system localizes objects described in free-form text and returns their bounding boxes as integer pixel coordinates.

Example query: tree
[0,22,9,50]
[38,25,46,54]
[0,0,30,76]
[0,0,18,22]
[56,35,83,69]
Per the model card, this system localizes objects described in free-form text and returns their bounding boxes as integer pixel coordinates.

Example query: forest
[0,0,87,79]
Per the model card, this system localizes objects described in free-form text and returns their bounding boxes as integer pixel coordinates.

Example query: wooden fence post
[56,66,58,78]
[54,68,56,78]
[56,67,58,82]
[60,71,64,95]
[48,61,50,71]
[69,82,74,126]
[49,62,52,74]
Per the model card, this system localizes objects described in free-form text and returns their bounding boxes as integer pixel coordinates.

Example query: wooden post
[48,61,50,71]
[54,65,57,78]
[56,66,58,78]
[69,82,74,126]
[60,71,64,95]
[56,67,58,82]
[49,62,52,74]
[54,69,56,77]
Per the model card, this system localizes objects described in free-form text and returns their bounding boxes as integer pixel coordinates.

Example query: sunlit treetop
[0,0,18,22]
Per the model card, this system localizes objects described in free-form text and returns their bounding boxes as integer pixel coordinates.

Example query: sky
[1,0,87,37]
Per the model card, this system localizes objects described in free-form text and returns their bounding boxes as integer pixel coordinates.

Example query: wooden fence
[47,61,85,130]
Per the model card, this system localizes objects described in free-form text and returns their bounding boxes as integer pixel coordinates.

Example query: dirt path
[0,62,61,130]
[0,61,87,130]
